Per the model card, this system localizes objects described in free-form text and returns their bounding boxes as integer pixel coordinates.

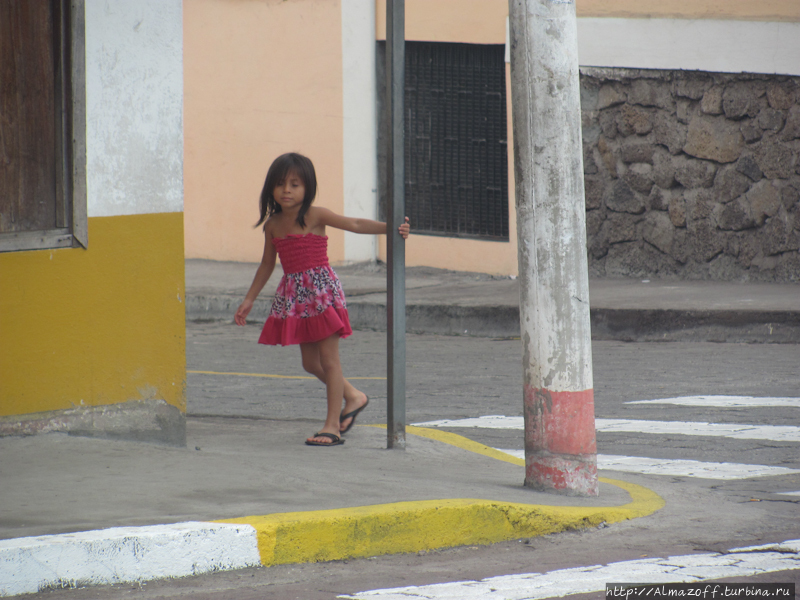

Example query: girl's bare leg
[300,341,368,433]
[302,335,355,444]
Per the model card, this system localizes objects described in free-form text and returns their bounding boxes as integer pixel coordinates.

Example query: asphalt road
[31,322,800,599]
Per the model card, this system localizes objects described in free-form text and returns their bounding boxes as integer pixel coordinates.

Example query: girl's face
[273,170,306,212]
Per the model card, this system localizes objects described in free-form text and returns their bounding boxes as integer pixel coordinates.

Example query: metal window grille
[404,42,509,241]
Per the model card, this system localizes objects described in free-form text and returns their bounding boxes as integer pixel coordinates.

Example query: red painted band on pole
[524,387,596,455]
[524,387,598,495]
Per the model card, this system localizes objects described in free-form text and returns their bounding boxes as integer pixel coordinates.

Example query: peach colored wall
[375,0,800,35]
[376,0,507,42]
[184,0,345,264]
[375,0,800,41]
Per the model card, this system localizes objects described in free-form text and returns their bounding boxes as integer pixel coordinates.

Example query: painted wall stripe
[0,523,260,598]
[339,540,800,600]
[577,18,800,76]
[627,396,800,409]
[496,449,800,480]
[0,213,186,419]
[413,416,800,443]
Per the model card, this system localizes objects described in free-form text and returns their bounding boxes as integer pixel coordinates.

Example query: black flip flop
[305,432,345,446]
[340,396,369,434]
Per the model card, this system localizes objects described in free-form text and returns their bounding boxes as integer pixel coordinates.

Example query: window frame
[0,0,86,253]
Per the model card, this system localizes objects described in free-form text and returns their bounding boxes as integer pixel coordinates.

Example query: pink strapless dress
[258,233,352,346]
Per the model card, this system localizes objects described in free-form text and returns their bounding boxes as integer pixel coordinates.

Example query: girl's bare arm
[234,231,278,325]
[313,207,410,238]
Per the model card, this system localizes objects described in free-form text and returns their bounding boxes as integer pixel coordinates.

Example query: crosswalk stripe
[412,416,800,443]
[494,449,800,480]
[411,412,798,480]
[596,419,800,442]
[626,395,800,408]
[338,540,800,600]
[414,415,523,429]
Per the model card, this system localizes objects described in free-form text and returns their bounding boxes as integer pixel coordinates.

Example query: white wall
[85,0,183,218]
[341,0,378,263]
[576,18,800,76]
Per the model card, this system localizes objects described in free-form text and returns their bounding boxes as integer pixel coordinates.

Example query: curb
[217,479,662,568]
[0,428,664,597]
[185,295,800,343]
[0,522,260,597]
[591,308,800,344]
[214,427,662,567]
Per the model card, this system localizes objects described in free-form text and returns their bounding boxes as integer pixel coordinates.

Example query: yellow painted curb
[217,426,664,567]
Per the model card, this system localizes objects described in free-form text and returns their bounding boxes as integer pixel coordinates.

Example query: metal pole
[386,0,406,449]
[508,0,598,496]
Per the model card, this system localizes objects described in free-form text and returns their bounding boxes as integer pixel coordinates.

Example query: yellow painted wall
[183,0,345,264]
[0,213,186,417]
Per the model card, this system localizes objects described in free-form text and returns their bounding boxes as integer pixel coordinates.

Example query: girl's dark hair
[257,152,317,229]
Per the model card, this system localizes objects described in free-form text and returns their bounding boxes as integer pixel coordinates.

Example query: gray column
[386,0,406,449]
[508,0,598,496]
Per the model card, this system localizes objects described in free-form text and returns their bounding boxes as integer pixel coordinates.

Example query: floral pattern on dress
[269,265,347,320]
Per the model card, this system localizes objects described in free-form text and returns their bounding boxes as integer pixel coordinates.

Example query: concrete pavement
[0,419,662,596]
[1,260,798,596]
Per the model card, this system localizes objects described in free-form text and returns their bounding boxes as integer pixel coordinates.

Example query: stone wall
[580,68,800,282]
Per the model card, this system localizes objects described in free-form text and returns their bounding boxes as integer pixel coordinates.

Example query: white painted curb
[0,522,261,597]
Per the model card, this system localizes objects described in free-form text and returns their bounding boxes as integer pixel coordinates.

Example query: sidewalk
[1,261,797,596]
[0,420,661,596]
[185,259,800,343]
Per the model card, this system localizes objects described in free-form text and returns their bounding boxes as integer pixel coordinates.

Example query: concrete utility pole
[508,0,598,496]
[386,0,406,449]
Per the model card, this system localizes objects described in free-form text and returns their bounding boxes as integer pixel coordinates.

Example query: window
[379,41,509,241]
[0,0,86,253]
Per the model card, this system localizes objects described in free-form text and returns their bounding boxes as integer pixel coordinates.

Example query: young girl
[234,152,410,446]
